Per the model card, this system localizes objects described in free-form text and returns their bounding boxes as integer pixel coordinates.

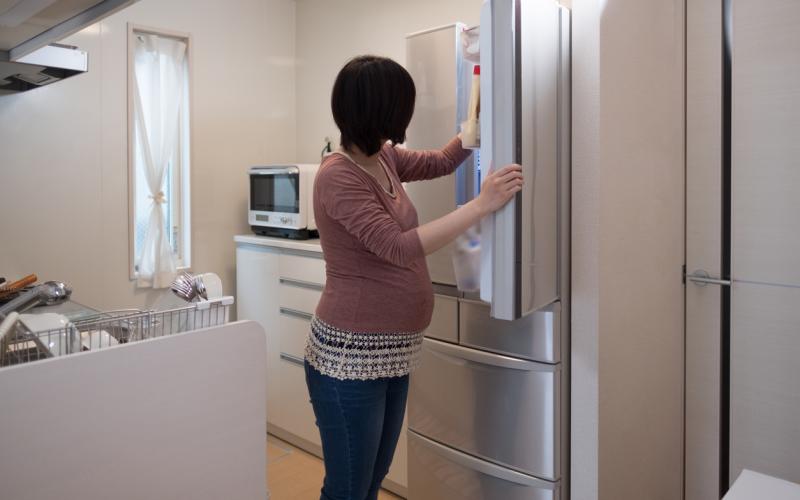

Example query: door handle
[686,270,731,287]
[280,352,305,367]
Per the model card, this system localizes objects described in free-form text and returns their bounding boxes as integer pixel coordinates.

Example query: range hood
[0,0,138,95]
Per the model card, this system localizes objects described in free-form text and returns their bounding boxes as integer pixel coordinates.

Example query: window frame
[127,23,193,280]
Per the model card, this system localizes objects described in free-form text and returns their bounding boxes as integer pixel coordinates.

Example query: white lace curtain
[133,33,187,288]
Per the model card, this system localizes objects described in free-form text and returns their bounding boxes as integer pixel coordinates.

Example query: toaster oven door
[250,167,301,215]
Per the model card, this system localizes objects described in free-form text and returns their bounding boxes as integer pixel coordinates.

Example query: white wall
[293,0,483,163]
[570,0,686,499]
[0,0,296,310]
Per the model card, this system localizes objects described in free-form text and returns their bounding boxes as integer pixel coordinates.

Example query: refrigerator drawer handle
[424,338,557,372]
[410,431,557,489]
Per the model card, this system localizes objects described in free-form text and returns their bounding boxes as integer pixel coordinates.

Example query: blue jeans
[304,361,409,500]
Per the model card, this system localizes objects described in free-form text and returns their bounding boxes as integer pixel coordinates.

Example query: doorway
[685,0,800,498]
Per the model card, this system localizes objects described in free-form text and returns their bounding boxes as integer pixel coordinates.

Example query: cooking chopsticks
[0,274,38,300]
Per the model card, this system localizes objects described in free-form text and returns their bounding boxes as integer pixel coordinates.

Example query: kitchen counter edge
[234,234,323,254]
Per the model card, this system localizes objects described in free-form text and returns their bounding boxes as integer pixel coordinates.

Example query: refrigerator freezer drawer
[409,338,560,480]
[425,294,458,343]
[460,299,561,363]
[408,431,560,500]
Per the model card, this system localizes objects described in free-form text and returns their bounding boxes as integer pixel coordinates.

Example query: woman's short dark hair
[331,55,416,156]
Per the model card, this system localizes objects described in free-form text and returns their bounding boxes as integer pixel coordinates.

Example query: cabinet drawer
[409,338,560,480]
[408,432,559,500]
[278,310,311,359]
[270,352,320,448]
[278,281,322,316]
[425,294,458,343]
[278,252,326,286]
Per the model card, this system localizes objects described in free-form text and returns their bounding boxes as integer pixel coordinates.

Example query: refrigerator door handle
[409,430,558,489]
[424,338,558,372]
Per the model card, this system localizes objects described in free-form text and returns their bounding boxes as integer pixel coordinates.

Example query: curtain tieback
[149,191,167,204]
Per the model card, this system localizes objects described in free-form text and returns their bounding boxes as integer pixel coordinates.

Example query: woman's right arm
[318,162,522,266]
[416,164,523,255]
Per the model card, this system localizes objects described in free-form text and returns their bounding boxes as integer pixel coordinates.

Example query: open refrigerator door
[479,0,569,320]
[478,0,518,319]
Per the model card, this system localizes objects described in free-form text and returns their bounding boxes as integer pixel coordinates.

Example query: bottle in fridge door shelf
[460,65,481,149]
[452,227,481,292]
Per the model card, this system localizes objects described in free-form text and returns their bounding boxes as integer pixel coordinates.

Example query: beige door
[685,0,800,498]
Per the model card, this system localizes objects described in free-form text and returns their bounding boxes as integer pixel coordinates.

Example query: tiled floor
[267,434,403,500]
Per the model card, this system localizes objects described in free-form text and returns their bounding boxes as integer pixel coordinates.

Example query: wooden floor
[267,434,403,500]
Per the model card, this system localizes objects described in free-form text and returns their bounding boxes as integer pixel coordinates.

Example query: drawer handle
[424,338,558,373]
[409,431,557,489]
[279,278,324,291]
[280,352,305,367]
[280,307,313,321]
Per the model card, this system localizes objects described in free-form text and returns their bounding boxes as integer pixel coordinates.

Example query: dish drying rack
[0,296,234,368]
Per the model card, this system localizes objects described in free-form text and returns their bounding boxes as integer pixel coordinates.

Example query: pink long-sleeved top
[313,137,472,334]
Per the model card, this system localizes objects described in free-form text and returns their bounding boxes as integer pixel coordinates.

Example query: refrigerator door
[405,24,476,286]
[408,337,560,480]
[408,431,560,500]
[480,0,570,319]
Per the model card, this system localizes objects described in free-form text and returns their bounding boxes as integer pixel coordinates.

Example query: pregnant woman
[304,55,522,500]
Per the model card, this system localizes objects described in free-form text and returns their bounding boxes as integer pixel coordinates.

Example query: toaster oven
[248,164,318,239]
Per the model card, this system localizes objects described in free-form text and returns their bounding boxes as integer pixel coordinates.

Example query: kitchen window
[128,25,192,286]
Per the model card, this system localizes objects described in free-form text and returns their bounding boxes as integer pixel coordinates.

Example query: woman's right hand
[415,163,524,256]
[474,164,524,216]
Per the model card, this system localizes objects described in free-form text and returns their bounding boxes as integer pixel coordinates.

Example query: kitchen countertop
[234,234,323,254]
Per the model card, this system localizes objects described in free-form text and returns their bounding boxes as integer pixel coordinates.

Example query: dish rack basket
[0,296,234,368]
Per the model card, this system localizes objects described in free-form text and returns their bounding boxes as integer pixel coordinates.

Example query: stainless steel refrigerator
[404,1,571,499]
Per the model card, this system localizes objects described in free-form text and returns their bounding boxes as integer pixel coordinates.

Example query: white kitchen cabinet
[235,235,408,496]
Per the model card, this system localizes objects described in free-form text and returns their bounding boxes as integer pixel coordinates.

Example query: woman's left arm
[392,136,472,182]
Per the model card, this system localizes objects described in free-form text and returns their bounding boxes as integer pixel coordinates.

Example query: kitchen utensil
[194,275,208,301]
[39,281,72,305]
[170,272,195,301]
[170,272,207,302]
[0,273,38,299]
[0,273,38,291]
[0,281,72,318]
